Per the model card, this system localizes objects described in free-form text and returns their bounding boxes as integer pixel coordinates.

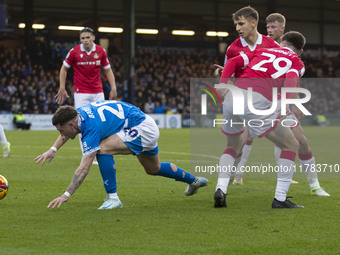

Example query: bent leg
[291,125,311,155]
[99,134,134,155]
[96,154,118,194]
[291,125,322,190]
[216,134,243,194]
[137,153,196,184]
[137,153,207,196]
[234,137,254,182]
[266,123,299,152]
[266,124,298,202]
[96,134,132,207]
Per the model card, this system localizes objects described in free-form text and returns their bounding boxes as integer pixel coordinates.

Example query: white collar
[80,43,96,54]
[240,33,263,51]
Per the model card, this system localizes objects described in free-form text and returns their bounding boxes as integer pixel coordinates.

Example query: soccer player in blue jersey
[35,100,208,209]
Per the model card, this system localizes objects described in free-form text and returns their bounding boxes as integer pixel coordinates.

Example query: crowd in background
[0,39,340,116]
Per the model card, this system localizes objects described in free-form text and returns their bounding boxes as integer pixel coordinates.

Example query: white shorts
[74,92,105,108]
[221,89,280,138]
[116,114,160,155]
[282,113,300,128]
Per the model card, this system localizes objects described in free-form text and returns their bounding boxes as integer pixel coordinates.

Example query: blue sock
[97,154,117,194]
[155,162,196,184]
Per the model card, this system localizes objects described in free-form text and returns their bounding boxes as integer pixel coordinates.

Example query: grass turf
[1,127,339,254]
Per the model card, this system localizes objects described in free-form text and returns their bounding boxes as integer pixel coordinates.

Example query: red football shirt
[224,33,279,77]
[64,43,111,94]
[221,47,305,101]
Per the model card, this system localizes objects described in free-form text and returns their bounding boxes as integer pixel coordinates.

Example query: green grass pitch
[1,127,339,254]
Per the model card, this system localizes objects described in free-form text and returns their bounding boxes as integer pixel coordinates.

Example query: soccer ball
[0,175,8,200]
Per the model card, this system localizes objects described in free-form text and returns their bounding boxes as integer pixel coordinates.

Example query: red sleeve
[220,52,254,82]
[283,71,299,99]
[101,48,110,67]
[224,46,233,65]
[284,71,299,87]
[226,46,232,60]
[284,58,304,87]
[64,48,75,67]
[220,55,242,82]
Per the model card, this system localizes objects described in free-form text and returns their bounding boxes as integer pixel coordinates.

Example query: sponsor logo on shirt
[82,141,90,151]
[77,61,97,65]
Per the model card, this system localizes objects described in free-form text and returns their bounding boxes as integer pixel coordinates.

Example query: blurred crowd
[134,47,218,114]
[0,40,339,115]
[0,44,60,114]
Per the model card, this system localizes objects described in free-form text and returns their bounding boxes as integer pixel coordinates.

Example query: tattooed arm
[47,151,97,208]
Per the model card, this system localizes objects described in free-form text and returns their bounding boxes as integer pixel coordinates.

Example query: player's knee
[289,137,299,152]
[297,136,309,150]
[98,148,107,154]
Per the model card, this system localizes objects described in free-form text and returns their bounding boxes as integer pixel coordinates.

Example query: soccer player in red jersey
[214,7,279,186]
[215,6,278,78]
[232,13,288,185]
[56,27,117,107]
[214,31,307,208]
[224,8,278,77]
[266,13,286,44]
[232,13,330,196]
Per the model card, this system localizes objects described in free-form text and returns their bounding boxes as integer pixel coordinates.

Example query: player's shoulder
[67,45,81,55]
[253,47,278,56]
[229,38,242,48]
[261,35,280,47]
[256,47,274,53]
[294,57,304,66]
[72,44,81,51]
[295,57,305,76]
[95,44,106,53]
[261,35,275,42]
[226,38,242,56]
[64,45,79,60]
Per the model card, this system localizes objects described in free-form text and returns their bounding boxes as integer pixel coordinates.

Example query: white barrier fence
[0,114,182,130]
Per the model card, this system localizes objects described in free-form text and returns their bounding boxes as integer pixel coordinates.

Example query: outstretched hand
[34,150,56,166]
[214,64,224,77]
[55,88,69,105]
[47,195,69,208]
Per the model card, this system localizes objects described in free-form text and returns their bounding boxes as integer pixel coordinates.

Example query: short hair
[80,27,94,35]
[232,6,259,23]
[282,31,306,51]
[266,13,286,26]
[52,106,78,126]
